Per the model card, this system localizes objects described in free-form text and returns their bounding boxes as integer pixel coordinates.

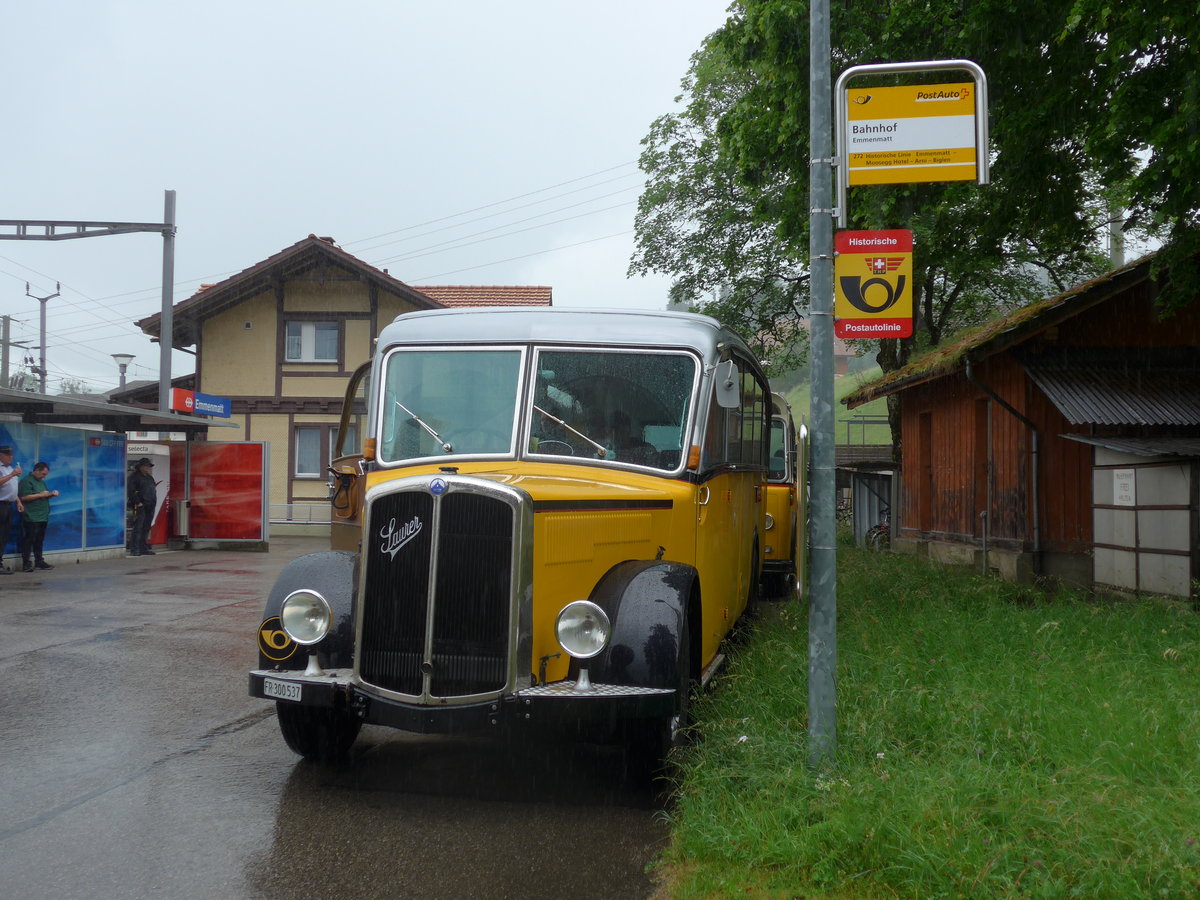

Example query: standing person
[127,457,158,556]
[18,462,58,572]
[0,445,24,575]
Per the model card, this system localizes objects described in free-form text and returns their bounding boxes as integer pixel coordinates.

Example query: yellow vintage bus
[250,308,771,771]
[761,392,805,597]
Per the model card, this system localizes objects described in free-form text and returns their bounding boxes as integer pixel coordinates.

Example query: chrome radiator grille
[360,486,515,699]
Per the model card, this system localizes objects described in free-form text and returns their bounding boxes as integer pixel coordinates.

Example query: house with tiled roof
[128,236,555,529]
[843,252,1200,598]
[412,285,552,308]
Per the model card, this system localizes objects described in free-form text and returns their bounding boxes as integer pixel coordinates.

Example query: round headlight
[764,512,776,531]
[555,600,611,659]
[280,590,333,645]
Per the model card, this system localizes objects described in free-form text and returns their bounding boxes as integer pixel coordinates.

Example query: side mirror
[715,360,739,409]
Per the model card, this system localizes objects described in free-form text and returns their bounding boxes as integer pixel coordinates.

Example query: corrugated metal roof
[1061,435,1200,458]
[842,253,1157,408]
[1022,348,1200,426]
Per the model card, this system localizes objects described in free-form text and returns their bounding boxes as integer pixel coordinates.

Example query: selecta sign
[834,229,913,339]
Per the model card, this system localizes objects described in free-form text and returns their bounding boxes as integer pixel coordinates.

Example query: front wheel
[625,613,693,781]
[276,702,362,763]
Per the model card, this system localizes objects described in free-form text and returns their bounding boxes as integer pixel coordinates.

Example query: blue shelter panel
[0,423,126,554]
[35,427,87,552]
[85,434,127,549]
[0,422,38,557]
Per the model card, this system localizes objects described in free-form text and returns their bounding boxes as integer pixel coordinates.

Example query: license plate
[264,677,302,702]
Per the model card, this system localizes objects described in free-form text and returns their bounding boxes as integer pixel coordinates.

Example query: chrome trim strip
[419,487,443,701]
[517,683,674,698]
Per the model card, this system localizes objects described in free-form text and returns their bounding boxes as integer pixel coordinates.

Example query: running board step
[699,652,725,690]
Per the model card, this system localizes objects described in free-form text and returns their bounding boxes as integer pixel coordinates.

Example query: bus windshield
[379,348,524,462]
[528,349,697,470]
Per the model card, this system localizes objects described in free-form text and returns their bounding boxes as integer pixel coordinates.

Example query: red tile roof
[412,285,552,308]
[137,235,439,346]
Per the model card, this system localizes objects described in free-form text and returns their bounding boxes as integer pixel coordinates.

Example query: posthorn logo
[838,274,907,314]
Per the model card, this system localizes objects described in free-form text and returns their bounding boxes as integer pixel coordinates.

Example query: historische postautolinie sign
[834,229,913,339]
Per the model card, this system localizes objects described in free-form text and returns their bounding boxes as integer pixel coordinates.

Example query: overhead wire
[350,173,641,256]
[2,159,649,381]
[342,161,638,248]
[370,199,636,267]
[413,230,633,281]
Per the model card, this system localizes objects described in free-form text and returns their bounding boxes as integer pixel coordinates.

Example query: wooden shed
[844,254,1200,596]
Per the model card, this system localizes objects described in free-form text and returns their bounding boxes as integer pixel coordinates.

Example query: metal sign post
[0,190,177,407]
[810,58,988,770]
[808,0,838,770]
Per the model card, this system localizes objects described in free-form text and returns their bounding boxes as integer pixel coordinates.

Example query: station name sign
[169,387,232,418]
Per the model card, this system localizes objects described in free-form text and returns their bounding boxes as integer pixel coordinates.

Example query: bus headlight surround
[555,600,611,659]
[764,512,776,530]
[280,590,333,646]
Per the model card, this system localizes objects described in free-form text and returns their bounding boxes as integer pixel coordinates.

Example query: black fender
[256,550,358,670]
[579,560,698,689]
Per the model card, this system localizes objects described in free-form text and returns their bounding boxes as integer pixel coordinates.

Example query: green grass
[783,366,891,444]
[656,549,1200,899]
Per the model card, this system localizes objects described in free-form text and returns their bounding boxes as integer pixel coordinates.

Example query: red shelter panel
[187,442,267,540]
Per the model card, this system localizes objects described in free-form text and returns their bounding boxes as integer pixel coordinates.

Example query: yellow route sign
[846,82,977,185]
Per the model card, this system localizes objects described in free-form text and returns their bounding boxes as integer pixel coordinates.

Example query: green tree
[629,41,811,376]
[633,0,1183,400]
[1062,0,1200,308]
[57,376,91,395]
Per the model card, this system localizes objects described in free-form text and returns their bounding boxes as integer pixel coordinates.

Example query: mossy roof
[842,253,1158,409]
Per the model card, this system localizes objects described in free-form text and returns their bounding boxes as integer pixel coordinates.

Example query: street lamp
[111,353,135,391]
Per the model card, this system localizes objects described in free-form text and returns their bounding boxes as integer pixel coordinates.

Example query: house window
[294,426,323,477]
[285,321,339,362]
[295,424,354,477]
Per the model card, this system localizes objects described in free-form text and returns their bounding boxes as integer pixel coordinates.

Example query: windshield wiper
[396,400,453,453]
[533,404,607,458]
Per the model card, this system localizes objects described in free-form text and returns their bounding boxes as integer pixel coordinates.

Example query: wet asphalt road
[0,538,667,900]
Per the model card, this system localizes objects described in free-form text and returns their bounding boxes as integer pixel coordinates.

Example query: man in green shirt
[18,462,58,572]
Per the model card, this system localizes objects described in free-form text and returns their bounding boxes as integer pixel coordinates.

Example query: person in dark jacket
[127,457,158,556]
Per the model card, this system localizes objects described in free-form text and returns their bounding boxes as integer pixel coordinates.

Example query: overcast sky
[1,1,731,393]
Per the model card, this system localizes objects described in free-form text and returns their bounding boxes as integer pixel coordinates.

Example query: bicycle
[865,510,890,550]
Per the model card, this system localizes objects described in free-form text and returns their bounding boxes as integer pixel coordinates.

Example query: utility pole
[2,316,10,387]
[159,191,176,412]
[808,0,838,769]
[25,281,60,394]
